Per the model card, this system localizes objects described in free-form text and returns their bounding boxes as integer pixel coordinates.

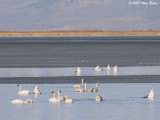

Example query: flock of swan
[10,65,155,104]
[76,65,119,74]
[10,79,102,104]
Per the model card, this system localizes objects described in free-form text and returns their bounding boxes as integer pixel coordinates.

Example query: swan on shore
[73,78,85,88]
[107,65,111,71]
[49,91,60,102]
[88,83,99,92]
[10,99,32,104]
[18,84,30,95]
[144,88,155,100]
[95,66,103,71]
[96,94,103,102]
[64,96,74,103]
[114,65,119,72]
[34,85,41,94]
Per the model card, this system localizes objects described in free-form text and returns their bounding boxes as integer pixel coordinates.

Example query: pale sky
[0,0,159,31]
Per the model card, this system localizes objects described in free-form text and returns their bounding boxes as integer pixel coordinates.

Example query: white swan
[34,85,41,94]
[49,91,60,102]
[107,65,111,71]
[18,84,30,95]
[88,82,99,92]
[96,94,103,102]
[73,78,84,88]
[144,88,155,100]
[64,96,74,103]
[76,67,81,73]
[95,65,103,71]
[10,99,32,104]
[114,65,119,72]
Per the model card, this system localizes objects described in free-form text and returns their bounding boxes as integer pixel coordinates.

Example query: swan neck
[85,83,87,92]
[82,79,84,85]
[19,85,21,92]
[54,93,56,98]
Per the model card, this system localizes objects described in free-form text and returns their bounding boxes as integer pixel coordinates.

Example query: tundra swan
[73,78,85,88]
[76,67,81,73]
[144,88,155,100]
[107,65,111,71]
[10,99,32,104]
[114,65,119,72]
[34,85,41,94]
[95,65,103,71]
[18,84,30,95]
[49,91,60,102]
[88,82,99,92]
[96,94,103,102]
[64,96,74,103]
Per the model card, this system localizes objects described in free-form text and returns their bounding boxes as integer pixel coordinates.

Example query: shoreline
[0,30,160,37]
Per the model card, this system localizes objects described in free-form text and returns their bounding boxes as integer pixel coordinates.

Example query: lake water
[1,83,160,120]
[0,66,160,77]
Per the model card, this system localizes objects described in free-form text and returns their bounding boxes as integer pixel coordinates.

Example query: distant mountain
[0,0,159,31]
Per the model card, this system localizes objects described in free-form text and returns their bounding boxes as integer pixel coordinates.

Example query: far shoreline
[1,30,160,37]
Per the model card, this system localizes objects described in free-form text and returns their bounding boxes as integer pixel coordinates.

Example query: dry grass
[0,30,160,36]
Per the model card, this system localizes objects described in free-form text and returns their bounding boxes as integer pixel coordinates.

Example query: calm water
[1,83,160,120]
[0,66,160,77]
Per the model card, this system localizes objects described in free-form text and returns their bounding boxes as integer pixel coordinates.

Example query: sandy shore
[0,30,160,36]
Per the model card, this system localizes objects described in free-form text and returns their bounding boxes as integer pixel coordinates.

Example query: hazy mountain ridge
[0,0,159,31]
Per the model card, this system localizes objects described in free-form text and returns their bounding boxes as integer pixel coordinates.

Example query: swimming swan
[73,78,85,88]
[88,82,99,92]
[95,66,103,71]
[144,88,155,100]
[96,94,103,102]
[10,99,32,104]
[64,96,74,103]
[34,85,41,94]
[107,65,111,71]
[18,84,30,95]
[76,67,81,73]
[49,91,60,102]
[114,65,119,72]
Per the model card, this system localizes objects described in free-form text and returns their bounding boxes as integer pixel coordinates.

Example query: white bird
[49,91,60,102]
[64,96,74,103]
[95,65,103,71]
[96,94,103,102]
[88,82,99,92]
[144,88,155,100]
[73,78,85,88]
[107,65,111,71]
[76,67,81,73]
[114,65,119,72]
[18,84,30,95]
[34,85,41,94]
[10,99,32,104]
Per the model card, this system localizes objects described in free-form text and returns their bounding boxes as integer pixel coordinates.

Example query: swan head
[51,91,56,93]
[64,96,68,100]
[17,84,21,87]
[58,90,62,93]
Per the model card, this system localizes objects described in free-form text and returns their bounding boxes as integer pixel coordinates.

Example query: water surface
[1,83,160,120]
